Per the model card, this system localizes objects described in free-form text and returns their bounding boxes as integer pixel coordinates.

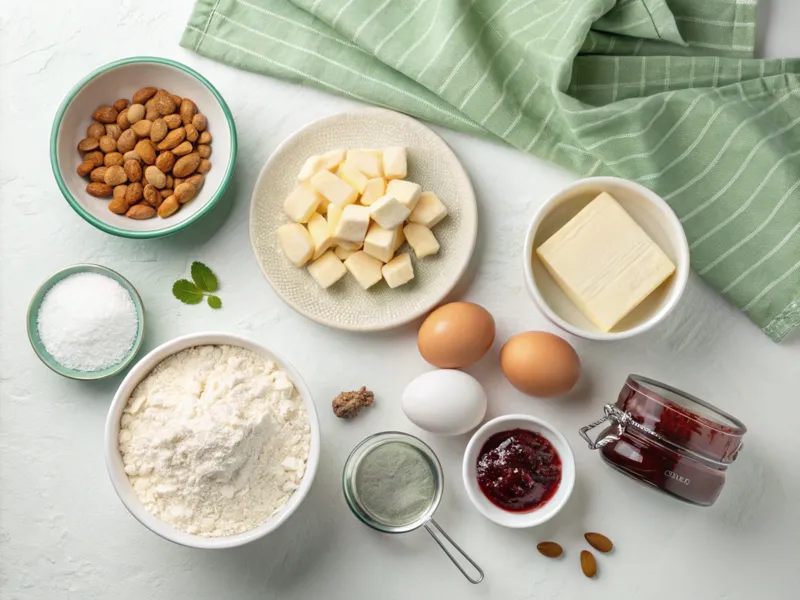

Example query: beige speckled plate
[250,108,477,332]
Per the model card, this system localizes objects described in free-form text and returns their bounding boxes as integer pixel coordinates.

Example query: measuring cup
[342,431,484,584]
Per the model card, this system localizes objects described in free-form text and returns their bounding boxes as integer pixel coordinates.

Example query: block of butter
[536,192,675,332]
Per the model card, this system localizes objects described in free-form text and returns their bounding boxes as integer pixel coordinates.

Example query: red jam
[476,429,561,512]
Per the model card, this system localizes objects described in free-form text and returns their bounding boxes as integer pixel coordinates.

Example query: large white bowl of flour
[104,331,320,549]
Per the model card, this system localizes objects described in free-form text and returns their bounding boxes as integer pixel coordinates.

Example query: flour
[119,345,311,537]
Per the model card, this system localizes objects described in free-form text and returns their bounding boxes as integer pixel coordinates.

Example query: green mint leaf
[172,279,204,304]
[191,261,218,293]
[207,295,222,309]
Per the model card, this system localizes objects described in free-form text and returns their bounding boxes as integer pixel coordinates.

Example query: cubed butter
[360,178,386,206]
[364,222,399,263]
[536,192,676,332]
[307,213,334,259]
[409,191,448,228]
[334,204,371,244]
[403,223,440,259]
[346,150,383,178]
[386,179,421,210]
[310,170,358,207]
[394,224,406,251]
[277,223,315,267]
[297,155,323,182]
[307,250,347,289]
[283,185,321,223]
[318,149,346,171]
[382,146,407,180]
[382,252,414,288]
[344,251,384,289]
[316,195,330,215]
[327,203,342,233]
[369,195,410,230]
[336,239,362,251]
[338,162,369,194]
[334,245,359,260]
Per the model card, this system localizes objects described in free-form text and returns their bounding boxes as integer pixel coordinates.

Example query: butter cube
[382,253,414,288]
[307,250,347,289]
[316,195,330,215]
[346,150,383,178]
[403,223,439,259]
[386,179,421,210]
[310,170,358,207]
[336,239,362,251]
[536,192,676,332]
[364,222,399,263]
[307,213,333,259]
[334,245,359,260]
[319,149,346,171]
[383,147,407,180]
[327,203,342,233]
[369,195,410,230]
[394,225,406,251]
[409,191,447,228]
[277,223,314,267]
[360,178,386,206]
[344,251,384,289]
[283,185,321,223]
[334,204,370,244]
[297,155,323,182]
[338,163,369,194]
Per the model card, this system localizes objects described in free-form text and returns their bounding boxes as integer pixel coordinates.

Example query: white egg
[401,370,487,436]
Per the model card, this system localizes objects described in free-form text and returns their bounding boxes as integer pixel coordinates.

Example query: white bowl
[462,415,575,529]
[523,176,690,340]
[51,57,237,239]
[250,108,478,332]
[104,332,320,549]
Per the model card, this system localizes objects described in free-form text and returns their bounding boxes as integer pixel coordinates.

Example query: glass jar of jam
[579,375,746,507]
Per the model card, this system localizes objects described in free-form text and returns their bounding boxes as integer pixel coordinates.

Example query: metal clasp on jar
[579,404,663,450]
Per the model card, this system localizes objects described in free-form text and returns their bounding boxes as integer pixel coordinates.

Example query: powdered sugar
[118,345,311,537]
[37,272,138,371]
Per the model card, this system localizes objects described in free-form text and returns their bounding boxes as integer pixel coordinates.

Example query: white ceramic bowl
[250,108,478,331]
[51,57,237,238]
[462,415,575,529]
[104,332,320,549]
[523,177,690,340]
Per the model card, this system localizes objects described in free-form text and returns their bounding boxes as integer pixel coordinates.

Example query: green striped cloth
[182,0,800,341]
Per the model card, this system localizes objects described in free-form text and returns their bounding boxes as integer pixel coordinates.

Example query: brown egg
[500,331,580,397]
[418,302,495,368]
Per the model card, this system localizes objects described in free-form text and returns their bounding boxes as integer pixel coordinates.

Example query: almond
[123,150,141,163]
[154,90,177,115]
[93,105,118,124]
[108,196,129,214]
[186,173,205,190]
[77,160,95,177]
[87,122,106,139]
[165,175,174,189]
[132,87,158,105]
[116,108,130,130]
[197,144,211,159]
[135,139,157,165]
[197,159,212,174]
[113,184,128,199]
[145,165,167,189]
[179,98,197,125]
[90,167,108,183]
[144,98,160,121]
[198,130,211,145]
[192,113,207,132]
[124,159,142,183]
[157,127,185,151]
[163,113,182,129]
[131,119,152,137]
[126,181,144,205]
[172,141,193,156]
[173,152,201,178]
[78,137,100,152]
[105,123,122,140]
[143,184,162,208]
[86,182,112,197]
[160,188,174,200]
[104,165,127,187]
[150,118,168,143]
[584,533,613,553]
[157,194,179,218]
[536,542,563,558]
[84,150,105,167]
[127,103,145,124]
[98,135,116,153]
[113,98,130,112]
[104,152,124,167]
[170,93,183,108]
[184,123,199,143]
[126,204,156,220]
[155,151,176,173]
[117,129,137,154]
[580,551,597,578]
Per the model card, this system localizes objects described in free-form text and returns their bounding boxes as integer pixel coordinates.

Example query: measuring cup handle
[423,519,484,584]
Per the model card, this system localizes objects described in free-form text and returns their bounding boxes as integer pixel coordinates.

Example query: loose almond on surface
[580,551,597,578]
[536,542,563,558]
[584,533,613,553]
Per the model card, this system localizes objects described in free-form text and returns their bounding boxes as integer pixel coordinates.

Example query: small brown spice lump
[332,386,375,419]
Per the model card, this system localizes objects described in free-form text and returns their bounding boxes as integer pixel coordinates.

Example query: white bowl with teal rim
[50,56,237,238]
[27,264,145,380]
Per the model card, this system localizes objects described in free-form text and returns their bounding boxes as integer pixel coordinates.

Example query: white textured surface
[1,1,799,599]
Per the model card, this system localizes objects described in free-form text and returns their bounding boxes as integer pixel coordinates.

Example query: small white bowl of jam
[462,415,575,528]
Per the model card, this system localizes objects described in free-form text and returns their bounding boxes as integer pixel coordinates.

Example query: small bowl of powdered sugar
[27,264,144,380]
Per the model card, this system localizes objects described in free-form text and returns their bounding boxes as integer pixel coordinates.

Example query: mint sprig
[173,262,222,309]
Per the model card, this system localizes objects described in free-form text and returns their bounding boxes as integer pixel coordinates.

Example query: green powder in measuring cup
[355,442,436,526]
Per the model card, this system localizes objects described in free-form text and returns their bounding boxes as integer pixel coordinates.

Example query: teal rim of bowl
[27,264,146,380]
[49,56,238,239]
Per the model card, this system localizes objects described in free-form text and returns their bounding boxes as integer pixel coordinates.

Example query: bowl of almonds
[50,57,237,238]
